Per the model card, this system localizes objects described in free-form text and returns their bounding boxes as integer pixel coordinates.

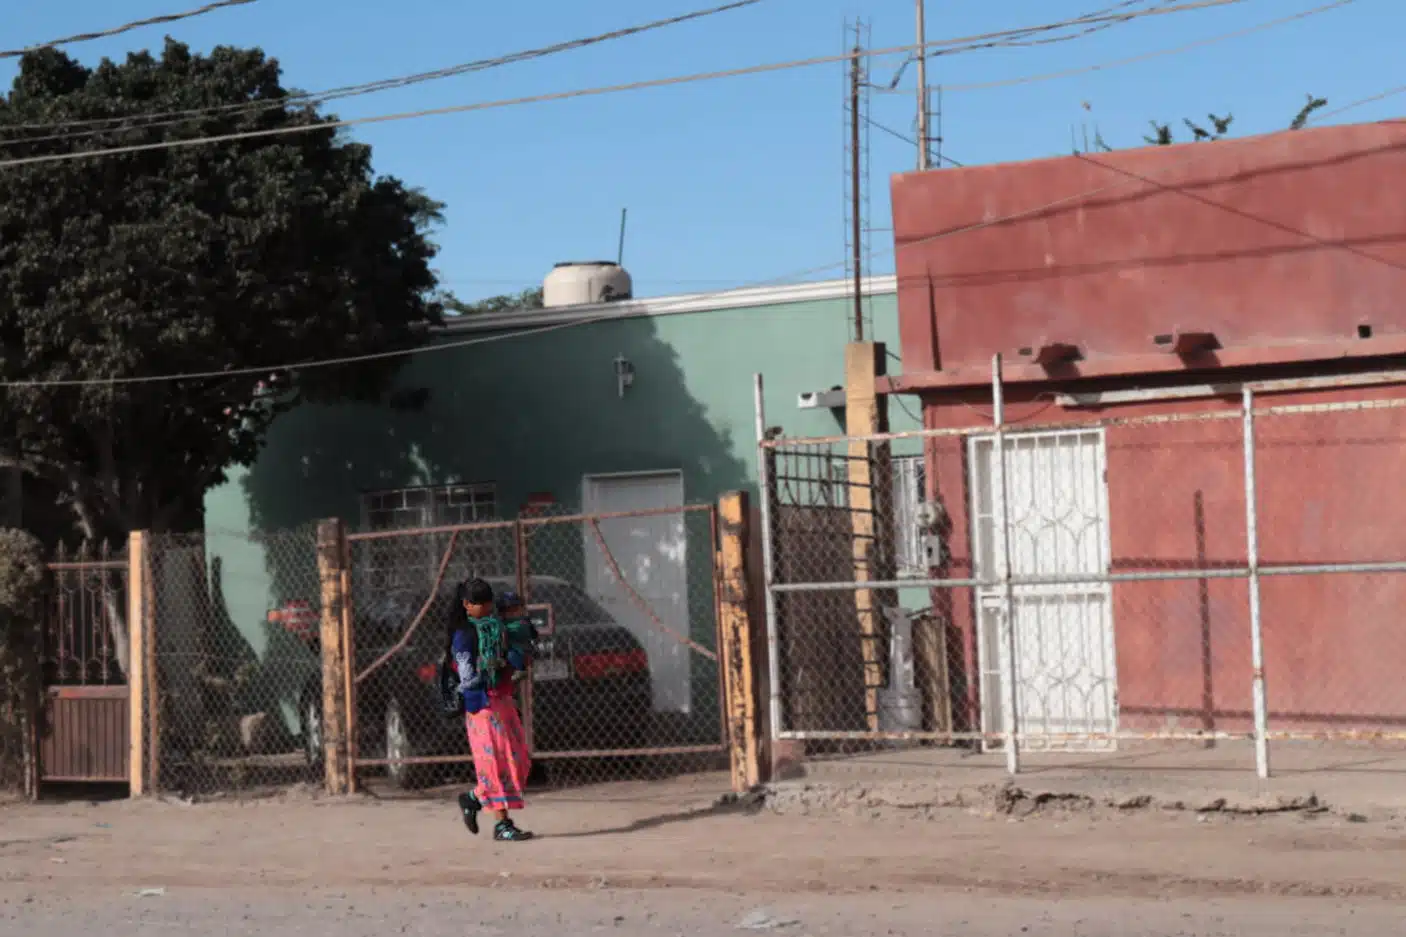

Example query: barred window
[891,455,927,578]
[362,483,497,531]
[358,483,501,594]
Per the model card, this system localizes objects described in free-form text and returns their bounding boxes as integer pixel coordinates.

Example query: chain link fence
[345,505,725,794]
[760,385,1406,776]
[139,527,323,797]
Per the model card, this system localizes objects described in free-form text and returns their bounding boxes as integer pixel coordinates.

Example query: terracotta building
[885,120,1406,745]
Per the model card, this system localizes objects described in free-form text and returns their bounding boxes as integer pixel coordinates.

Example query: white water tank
[542,261,633,308]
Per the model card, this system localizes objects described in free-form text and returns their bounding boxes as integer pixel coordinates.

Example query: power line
[4,74,1386,391]
[925,0,1180,55]
[1,0,257,59]
[0,261,867,389]
[1317,84,1406,122]
[0,0,767,145]
[0,0,1254,171]
[941,0,1355,93]
[4,0,1242,139]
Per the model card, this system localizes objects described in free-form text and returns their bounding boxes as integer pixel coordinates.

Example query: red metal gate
[39,545,130,783]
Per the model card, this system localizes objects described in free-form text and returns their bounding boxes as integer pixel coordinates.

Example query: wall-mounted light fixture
[1152,330,1219,356]
[614,354,635,398]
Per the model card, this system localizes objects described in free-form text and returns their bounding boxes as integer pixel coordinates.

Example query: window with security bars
[891,455,927,578]
[818,454,928,578]
[359,483,503,594]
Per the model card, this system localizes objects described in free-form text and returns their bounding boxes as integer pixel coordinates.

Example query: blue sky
[3,0,1400,301]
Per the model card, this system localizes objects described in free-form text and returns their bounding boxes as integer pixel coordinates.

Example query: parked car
[282,575,654,788]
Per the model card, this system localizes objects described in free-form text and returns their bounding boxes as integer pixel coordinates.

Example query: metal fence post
[991,354,1020,775]
[1241,386,1270,779]
[753,374,784,751]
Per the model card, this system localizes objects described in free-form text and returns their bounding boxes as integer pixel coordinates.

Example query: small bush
[0,529,48,793]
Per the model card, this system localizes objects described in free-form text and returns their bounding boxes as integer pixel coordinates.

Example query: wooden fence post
[339,554,357,796]
[718,491,763,792]
[317,519,350,795]
[845,342,889,732]
[127,530,148,797]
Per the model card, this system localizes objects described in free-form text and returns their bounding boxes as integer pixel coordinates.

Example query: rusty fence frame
[755,358,1406,781]
[340,503,728,781]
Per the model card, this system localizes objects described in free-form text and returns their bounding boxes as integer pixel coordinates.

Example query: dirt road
[2,777,1404,934]
[3,887,1404,937]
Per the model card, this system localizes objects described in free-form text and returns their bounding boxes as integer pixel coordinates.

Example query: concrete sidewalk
[770,742,1406,818]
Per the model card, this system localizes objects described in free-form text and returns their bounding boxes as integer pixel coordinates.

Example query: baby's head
[496,589,525,621]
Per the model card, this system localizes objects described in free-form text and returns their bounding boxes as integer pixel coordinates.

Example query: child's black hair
[444,578,495,661]
[465,577,494,606]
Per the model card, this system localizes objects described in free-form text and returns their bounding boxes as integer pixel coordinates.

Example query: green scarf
[469,613,506,690]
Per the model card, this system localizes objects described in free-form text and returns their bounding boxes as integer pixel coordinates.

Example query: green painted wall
[202,288,916,732]
[209,289,912,532]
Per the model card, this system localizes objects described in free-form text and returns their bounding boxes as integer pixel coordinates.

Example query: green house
[199,272,914,751]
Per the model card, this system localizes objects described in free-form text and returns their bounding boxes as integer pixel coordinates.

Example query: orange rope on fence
[354,530,460,685]
[587,518,717,662]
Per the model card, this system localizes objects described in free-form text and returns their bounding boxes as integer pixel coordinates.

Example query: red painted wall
[924,384,1406,739]
[890,121,1406,739]
[890,122,1406,387]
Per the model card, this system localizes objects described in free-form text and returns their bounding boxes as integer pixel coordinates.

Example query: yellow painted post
[126,531,147,796]
[339,560,358,795]
[317,519,349,795]
[718,491,761,792]
[845,342,890,732]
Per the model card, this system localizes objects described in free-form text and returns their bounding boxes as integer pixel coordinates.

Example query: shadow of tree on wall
[224,313,751,759]
[242,314,751,531]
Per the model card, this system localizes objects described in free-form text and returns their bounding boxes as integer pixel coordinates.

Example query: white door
[969,429,1117,751]
[582,471,691,713]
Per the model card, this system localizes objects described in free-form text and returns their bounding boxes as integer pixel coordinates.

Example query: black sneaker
[457,792,481,835]
[493,819,533,842]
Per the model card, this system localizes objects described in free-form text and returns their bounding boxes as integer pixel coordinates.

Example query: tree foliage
[1075,94,1330,154]
[0,528,47,793]
[0,40,445,542]
[444,287,544,316]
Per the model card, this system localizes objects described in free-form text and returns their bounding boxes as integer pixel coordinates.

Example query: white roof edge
[437,273,898,335]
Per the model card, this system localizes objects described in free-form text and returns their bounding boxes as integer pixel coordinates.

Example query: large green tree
[0,40,445,545]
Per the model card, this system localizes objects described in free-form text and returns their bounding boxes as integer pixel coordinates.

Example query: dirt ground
[3,771,1406,934]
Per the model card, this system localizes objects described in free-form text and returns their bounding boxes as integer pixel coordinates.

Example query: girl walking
[447,578,534,842]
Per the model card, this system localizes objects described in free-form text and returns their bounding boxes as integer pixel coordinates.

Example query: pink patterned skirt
[465,690,530,811]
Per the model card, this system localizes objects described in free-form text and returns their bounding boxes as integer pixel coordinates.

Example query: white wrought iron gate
[969,428,1118,751]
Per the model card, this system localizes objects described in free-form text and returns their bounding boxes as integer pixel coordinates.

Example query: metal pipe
[778,728,1256,742]
[761,408,1242,449]
[774,727,1406,743]
[760,391,1406,450]
[765,559,1406,593]
[355,743,726,768]
[915,0,929,171]
[1242,385,1271,780]
[849,36,864,341]
[991,353,1020,775]
[754,374,784,760]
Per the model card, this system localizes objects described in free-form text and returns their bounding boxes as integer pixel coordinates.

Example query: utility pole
[915,0,929,171]
[849,33,864,341]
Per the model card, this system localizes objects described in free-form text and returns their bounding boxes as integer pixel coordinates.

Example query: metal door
[581,471,692,713]
[968,429,1117,751]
